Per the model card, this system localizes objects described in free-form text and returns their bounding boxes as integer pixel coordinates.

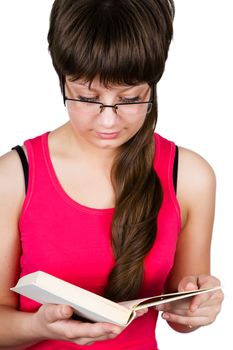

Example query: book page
[119,286,221,311]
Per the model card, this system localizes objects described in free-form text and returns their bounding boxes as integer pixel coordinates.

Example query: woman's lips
[96,131,120,139]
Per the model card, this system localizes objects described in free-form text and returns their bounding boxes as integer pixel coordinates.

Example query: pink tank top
[19,131,181,350]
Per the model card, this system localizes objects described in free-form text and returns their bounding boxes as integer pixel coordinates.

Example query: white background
[0,1,232,349]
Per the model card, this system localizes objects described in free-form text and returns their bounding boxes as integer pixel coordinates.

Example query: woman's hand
[31,304,124,345]
[156,275,224,331]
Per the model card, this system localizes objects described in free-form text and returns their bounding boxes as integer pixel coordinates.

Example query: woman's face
[64,77,152,152]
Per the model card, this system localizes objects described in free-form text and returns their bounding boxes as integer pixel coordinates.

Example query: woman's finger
[73,332,119,346]
[42,304,73,323]
[65,321,122,339]
[189,287,223,312]
[162,311,210,328]
[135,308,148,318]
[178,276,199,292]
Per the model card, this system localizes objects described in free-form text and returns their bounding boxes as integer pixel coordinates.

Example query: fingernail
[62,306,71,317]
[162,312,169,320]
[186,282,197,290]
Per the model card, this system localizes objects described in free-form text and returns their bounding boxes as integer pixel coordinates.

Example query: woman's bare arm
[159,147,224,332]
[0,150,42,348]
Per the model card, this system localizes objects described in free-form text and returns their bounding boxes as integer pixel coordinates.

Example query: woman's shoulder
[177,146,216,220]
[0,149,25,211]
[154,133,215,184]
[0,149,24,180]
[178,146,216,187]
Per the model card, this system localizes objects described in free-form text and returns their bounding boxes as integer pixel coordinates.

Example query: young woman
[0,0,223,349]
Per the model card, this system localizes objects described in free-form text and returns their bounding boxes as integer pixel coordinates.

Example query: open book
[11,271,221,327]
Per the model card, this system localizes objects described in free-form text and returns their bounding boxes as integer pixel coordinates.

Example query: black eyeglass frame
[62,81,155,115]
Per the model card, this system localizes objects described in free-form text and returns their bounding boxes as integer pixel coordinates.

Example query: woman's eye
[121,96,141,103]
[77,95,98,102]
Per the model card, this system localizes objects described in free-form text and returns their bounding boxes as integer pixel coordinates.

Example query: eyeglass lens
[66,100,152,117]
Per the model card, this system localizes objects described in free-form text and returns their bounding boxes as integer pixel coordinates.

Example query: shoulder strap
[12,145,29,193]
[172,146,179,194]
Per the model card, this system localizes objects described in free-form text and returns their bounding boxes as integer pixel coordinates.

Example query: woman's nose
[97,106,118,128]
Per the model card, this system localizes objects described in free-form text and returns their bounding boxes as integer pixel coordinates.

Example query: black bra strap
[12,145,29,193]
[173,146,179,194]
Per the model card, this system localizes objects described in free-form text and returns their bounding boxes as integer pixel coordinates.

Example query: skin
[0,78,224,347]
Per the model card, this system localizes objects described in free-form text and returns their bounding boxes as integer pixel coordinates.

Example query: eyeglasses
[62,83,154,118]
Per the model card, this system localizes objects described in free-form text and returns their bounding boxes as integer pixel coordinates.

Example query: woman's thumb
[178,276,199,292]
[44,304,73,323]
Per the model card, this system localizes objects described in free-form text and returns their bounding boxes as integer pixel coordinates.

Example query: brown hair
[48,0,175,301]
